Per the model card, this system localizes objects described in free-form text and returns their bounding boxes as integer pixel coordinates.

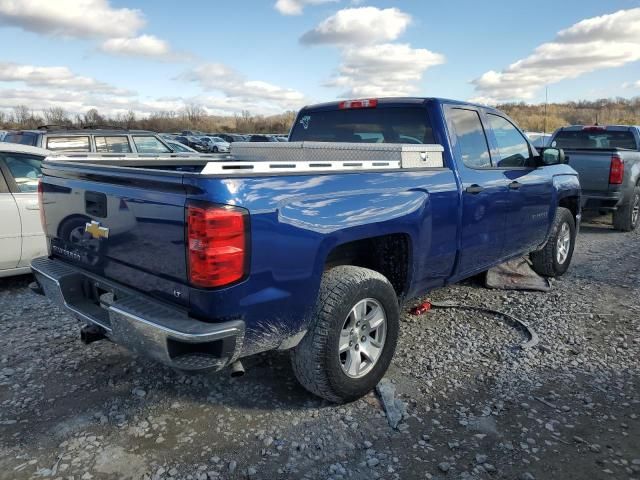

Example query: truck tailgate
[565,149,614,192]
[40,162,190,305]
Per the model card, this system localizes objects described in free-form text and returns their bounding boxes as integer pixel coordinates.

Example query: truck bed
[40,143,456,322]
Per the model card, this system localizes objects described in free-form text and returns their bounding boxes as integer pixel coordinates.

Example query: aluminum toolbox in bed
[228,141,445,169]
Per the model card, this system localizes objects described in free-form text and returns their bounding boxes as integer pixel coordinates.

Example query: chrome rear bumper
[31,256,244,372]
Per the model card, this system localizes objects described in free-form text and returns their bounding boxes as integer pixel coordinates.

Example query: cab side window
[448,108,492,169]
[487,114,533,168]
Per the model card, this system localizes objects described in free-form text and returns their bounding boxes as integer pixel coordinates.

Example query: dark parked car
[214,133,247,143]
[248,134,278,142]
[174,135,209,153]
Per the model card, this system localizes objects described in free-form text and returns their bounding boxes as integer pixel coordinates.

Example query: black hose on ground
[410,300,540,350]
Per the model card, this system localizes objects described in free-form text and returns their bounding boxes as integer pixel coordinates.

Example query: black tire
[613,186,640,232]
[291,266,400,403]
[531,207,576,277]
[212,146,219,153]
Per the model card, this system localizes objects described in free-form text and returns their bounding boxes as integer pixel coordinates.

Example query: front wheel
[291,266,399,403]
[212,146,219,153]
[613,186,640,232]
[531,207,576,277]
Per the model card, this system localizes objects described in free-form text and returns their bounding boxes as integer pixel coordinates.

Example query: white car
[200,136,230,153]
[0,143,50,277]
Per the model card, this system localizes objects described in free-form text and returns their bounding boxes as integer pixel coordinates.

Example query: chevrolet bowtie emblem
[85,220,109,239]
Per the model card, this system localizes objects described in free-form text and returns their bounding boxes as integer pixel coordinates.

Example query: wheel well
[324,234,410,299]
[559,196,579,222]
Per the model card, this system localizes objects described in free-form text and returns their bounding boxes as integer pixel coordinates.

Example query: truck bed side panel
[183,169,459,353]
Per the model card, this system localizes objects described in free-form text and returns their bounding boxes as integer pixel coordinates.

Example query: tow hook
[80,324,108,345]
[230,360,245,377]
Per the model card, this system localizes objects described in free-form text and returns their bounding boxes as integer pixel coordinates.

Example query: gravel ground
[1,215,639,480]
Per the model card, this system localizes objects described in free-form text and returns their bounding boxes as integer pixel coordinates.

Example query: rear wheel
[613,186,640,232]
[212,146,219,153]
[531,207,576,277]
[291,266,399,403]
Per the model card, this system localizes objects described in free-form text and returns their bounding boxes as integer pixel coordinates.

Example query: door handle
[508,181,522,190]
[25,202,40,210]
[465,184,484,194]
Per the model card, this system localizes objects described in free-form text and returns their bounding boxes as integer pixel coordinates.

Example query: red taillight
[37,179,47,230]
[187,204,248,288]
[338,98,378,109]
[609,155,624,184]
[582,125,606,132]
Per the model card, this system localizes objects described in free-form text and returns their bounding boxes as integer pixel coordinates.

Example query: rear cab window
[552,129,638,150]
[289,106,435,144]
[46,136,90,152]
[132,136,171,153]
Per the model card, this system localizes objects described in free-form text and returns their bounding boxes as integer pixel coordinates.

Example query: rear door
[445,105,509,276]
[0,152,48,267]
[485,113,553,255]
[0,166,21,270]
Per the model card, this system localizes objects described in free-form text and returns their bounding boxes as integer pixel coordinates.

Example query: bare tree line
[2,97,640,135]
[499,97,640,132]
[0,103,297,134]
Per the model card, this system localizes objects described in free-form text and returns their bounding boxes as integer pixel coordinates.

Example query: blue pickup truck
[31,98,580,402]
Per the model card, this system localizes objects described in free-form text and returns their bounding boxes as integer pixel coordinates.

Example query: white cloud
[0,87,297,118]
[0,62,132,95]
[301,7,444,98]
[0,0,180,61]
[100,35,176,60]
[0,0,144,38]
[471,8,640,104]
[0,87,193,117]
[300,7,411,45]
[180,63,306,111]
[327,43,445,97]
[274,0,338,15]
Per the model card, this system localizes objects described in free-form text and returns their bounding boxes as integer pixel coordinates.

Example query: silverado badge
[85,220,109,239]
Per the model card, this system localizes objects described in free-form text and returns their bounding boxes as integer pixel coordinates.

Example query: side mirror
[538,147,566,166]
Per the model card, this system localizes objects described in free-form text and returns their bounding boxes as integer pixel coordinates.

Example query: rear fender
[271,189,429,344]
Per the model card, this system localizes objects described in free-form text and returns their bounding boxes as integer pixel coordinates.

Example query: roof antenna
[543,86,548,135]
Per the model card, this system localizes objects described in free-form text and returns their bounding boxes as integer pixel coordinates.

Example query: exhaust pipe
[230,360,245,377]
[80,324,107,345]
